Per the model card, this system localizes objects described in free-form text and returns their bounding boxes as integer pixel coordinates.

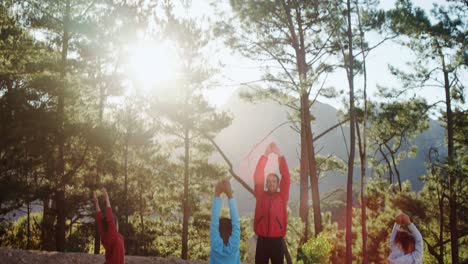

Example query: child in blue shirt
[210,180,241,264]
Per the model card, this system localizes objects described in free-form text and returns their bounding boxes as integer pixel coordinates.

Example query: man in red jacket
[93,188,125,264]
[253,142,291,264]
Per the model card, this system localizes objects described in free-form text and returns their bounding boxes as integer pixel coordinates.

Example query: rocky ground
[0,248,206,264]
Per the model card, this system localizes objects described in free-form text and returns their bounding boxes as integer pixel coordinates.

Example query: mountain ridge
[212,88,445,216]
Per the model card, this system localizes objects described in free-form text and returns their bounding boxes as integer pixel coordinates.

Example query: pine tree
[387,1,467,261]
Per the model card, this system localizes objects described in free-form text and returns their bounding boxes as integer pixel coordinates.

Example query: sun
[127,40,179,90]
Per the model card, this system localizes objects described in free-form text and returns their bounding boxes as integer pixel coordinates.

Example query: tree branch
[202,134,255,197]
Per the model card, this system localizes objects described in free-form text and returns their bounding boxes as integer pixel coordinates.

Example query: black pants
[255,236,284,264]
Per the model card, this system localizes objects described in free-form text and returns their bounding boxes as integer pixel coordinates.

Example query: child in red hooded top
[93,188,125,264]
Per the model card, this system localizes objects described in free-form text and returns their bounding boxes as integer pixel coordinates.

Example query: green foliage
[384,2,467,259]
[1,213,97,253]
[0,213,42,250]
[66,222,95,253]
[299,232,333,264]
[295,212,345,264]
[385,0,466,105]
[367,99,430,185]
[0,0,467,262]
[215,0,338,105]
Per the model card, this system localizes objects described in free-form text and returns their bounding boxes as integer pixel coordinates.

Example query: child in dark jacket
[94,188,125,264]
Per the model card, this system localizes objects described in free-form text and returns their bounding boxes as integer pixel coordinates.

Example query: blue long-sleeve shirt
[209,197,241,264]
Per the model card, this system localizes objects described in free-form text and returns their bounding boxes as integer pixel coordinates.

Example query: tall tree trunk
[345,0,356,262]
[283,0,323,238]
[379,145,394,184]
[41,197,55,250]
[299,98,310,243]
[360,155,368,263]
[438,190,444,264]
[139,177,145,254]
[304,99,322,235]
[356,3,368,261]
[181,128,190,259]
[93,184,101,254]
[94,60,104,254]
[27,200,31,250]
[123,134,129,238]
[386,146,402,191]
[356,122,368,264]
[55,0,71,252]
[299,31,322,240]
[439,47,458,264]
[24,154,31,250]
[55,190,66,251]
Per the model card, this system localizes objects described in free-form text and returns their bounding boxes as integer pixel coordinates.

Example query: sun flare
[127,40,179,89]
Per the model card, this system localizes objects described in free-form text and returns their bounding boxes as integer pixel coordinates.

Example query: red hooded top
[253,155,291,238]
[96,207,125,264]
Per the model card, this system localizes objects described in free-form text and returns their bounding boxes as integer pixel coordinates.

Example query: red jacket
[96,207,125,264]
[253,155,291,238]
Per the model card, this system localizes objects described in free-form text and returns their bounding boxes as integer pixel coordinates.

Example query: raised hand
[395,214,403,225]
[401,213,411,225]
[269,142,282,156]
[264,144,273,156]
[215,181,225,197]
[93,191,101,212]
[396,213,411,225]
[102,187,111,207]
[223,180,233,198]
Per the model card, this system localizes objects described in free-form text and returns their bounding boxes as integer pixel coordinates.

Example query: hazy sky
[189,0,462,115]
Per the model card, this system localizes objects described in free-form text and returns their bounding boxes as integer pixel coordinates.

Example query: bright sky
[123,0,464,116]
[184,0,462,115]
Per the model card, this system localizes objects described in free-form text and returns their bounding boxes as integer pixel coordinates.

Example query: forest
[0,0,466,263]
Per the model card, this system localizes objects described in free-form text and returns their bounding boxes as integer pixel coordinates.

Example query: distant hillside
[212,88,445,216]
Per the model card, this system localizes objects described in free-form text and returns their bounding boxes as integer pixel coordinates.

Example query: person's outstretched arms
[210,181,224,251]
[403,214,423,261]
[94,191,104,235]
[94,191,101,213]
[271,143,290,201]
[103,187,111,208]
[225,181,240,255]
[389,214,402,254]
[254,145,270,197]
[102,188,118,240]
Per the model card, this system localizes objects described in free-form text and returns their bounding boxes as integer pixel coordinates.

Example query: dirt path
[0,248,206,264]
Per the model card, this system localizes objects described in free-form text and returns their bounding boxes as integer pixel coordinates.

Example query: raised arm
[400,214,423,261]
[210,181,224,250]
[253,153,268,198]
[408,223,423,260]
[94,191,104,235]
[389,223,400,253]
[390,214,404,250]
[226,181,240,254]
[102,188,118,239]
[278,156,290,201]
[103,188,111,208]
[93,191,101,213]
[271,143,290,201]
